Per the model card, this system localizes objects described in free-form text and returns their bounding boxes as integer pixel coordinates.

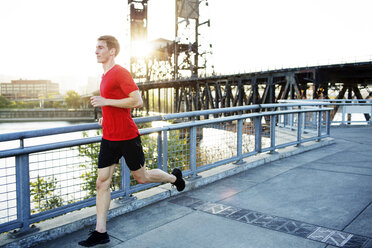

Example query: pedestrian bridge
[0,102,371,248]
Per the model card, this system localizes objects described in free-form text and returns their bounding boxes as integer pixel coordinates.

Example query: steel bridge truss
[135,62,372,122]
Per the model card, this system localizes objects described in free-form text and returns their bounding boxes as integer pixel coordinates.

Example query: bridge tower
[174,0,211,79]
[128,0,212,82]
[128,0,149,81]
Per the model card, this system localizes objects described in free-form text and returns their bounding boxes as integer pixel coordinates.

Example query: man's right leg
[96,164,116,233]
[78,164,115,247]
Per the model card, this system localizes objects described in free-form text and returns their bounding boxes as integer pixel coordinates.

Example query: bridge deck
[2,126,372,248]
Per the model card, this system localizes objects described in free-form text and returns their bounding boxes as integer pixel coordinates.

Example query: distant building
[79,76,100,95]
[0,79,60,100]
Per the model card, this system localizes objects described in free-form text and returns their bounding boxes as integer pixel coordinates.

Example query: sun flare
[131,40,152,58]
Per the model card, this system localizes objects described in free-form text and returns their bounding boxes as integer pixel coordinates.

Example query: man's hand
[91,96,106,107]
[90,91,143,109]
[98,117,103,126]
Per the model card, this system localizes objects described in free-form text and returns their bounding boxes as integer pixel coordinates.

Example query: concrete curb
[0,138,335,248]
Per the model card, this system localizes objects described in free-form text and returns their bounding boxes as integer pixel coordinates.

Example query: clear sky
[1,0,371,94]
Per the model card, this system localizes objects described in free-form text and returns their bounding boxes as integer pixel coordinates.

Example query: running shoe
[78,230,110,247]
[171,168,185,192]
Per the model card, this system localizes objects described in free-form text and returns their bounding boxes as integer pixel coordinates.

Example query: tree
[65,90,81,109]
[30,176,64,214]
[0,95,10,108]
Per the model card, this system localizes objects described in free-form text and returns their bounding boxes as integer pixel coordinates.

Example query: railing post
[189,126,197,178]
[269,115,277,153]
[20,138,24,149]
[282,106,287,127]
[120,156,125,193]
[326,110,331,136]
[16,154,31,232]
[157,131,163,171]
[341,101,346,125]
[296,112,302,146]
[289,106,294,130]
[317,111,322,141]
[278,108,283,126]
[254,116,262,153]
[312,112,316,128]
[122,158,131,199]
[235,119,244,164]
[302,109,306,133]
[162,131,168,173]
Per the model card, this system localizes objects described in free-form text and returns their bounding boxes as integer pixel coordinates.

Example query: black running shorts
[98,136,145,171]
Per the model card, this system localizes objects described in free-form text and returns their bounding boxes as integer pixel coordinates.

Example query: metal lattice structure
[128,0,149,81]
[128,0,212,81]
[136,62,372,121]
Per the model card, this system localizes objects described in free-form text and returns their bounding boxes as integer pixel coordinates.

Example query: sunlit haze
[1,0,371,94]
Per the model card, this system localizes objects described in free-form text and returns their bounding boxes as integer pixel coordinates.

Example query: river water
[0,121,95,149]
[0,121,92,134]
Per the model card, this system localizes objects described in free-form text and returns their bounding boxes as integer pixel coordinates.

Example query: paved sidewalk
[35,126,372,248]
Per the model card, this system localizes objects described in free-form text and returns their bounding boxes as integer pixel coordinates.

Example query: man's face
[95,40,113,64]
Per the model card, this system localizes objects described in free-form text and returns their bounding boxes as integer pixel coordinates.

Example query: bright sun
[131,41,153,58]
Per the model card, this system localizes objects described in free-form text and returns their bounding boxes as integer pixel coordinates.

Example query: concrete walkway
[21,126,372,247]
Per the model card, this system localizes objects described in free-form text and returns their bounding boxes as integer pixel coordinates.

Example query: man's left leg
[131,166,174,183]
[132,166,185,191]
[124,136,185,192]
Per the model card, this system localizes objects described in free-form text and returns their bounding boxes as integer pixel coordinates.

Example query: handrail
[0,102,330,143]
[0,103,332,235]
[280,99,372,105]
[279,99,372,125]
[0,107,333,159]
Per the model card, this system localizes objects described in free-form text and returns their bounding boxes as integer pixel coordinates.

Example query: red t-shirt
[100,64,140,141]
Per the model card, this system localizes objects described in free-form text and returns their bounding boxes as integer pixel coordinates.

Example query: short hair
[98,35,120,56]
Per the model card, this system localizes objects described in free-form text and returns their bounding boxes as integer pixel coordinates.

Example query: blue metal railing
[280,99,372,125]
[0,103,332,234]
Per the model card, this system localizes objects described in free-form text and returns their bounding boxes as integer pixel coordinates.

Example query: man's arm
[90,90,143,109]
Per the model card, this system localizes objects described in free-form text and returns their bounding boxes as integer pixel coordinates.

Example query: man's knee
[96,176,111,191]
[132,169,148,184]
[96,165,115,191]
[133,174,148,184]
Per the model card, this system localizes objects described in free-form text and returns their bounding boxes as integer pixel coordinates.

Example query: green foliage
[11,101,39,108]
[43,100,63,108]
[65,90,81,109]
[139,134,158,169]
[29,176,64,214]
[0,95,10,108]
[165,130,190,171]
[0,99,39,109]
[0,96,65,109]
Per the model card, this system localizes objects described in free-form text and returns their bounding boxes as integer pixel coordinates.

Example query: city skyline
[1,0,372,94]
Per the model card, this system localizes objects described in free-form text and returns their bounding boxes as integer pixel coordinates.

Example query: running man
[78,35,185,247]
